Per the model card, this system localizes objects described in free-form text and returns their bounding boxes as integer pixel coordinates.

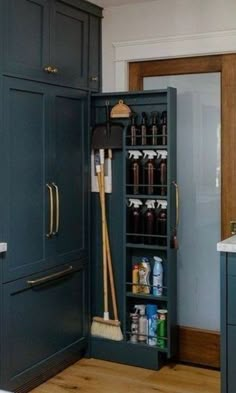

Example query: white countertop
[217,235,236,252]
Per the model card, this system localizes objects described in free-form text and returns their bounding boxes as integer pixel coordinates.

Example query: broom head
[91,316,123,341]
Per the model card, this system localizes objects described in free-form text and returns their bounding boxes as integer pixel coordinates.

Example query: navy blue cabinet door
[50,87,89,264]
[89,15,101,91]
[1,260,88,391]
[50,1,89,88]
[3,0,50,82]
[0,77,52,282]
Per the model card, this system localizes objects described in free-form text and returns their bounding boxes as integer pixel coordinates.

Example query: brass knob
[44,66,58,74]
[90,76,98,82]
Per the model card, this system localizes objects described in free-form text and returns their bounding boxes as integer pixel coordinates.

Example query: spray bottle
[128,199,143,243]
[128,150,143,194]
[127,113,139,146]
[140,112,148,146]
[149,111,159,145]
[156,150,167,196]
[156,200,167,246]
[144,199,155,244]
[143,150,157,195]
[135,305,148,343]
[153,256,163,296]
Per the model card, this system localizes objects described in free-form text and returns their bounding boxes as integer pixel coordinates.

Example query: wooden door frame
[129,54,236,242]
[128,54,236,368]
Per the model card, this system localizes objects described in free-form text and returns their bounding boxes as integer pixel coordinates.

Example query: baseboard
[178,326,220,368]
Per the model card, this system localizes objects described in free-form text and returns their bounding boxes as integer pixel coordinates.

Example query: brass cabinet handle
[90,76,98,82]
[46,183,54,237]
[172,181,179,226]
[44,66,58,74]
[27,266,73,286]
[52,182,60,235]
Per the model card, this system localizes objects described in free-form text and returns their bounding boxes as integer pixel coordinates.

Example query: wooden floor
[31,358,220,393]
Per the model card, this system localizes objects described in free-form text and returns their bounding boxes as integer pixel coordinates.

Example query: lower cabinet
[1,259,88,391]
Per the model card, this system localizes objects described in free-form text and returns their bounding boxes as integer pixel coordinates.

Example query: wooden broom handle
[99,157,108,315]
[97,171,119,321]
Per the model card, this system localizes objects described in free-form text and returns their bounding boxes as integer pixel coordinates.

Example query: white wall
[101,0,236,92]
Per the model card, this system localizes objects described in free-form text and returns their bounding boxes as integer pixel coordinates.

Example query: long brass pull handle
[52,182,59,235]
[46,184,54,237]
[27,266,73,286]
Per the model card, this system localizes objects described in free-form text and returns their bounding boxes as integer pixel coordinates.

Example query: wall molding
[112,29,236,90]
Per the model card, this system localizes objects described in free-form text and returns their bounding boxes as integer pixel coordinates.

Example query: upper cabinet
[2,0,102,90]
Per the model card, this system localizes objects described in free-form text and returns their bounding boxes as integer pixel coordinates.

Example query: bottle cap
[128,150,143,159]
[146,304,157,317]
[156,150,168,159]
[154,256,162,263]
[156,200,167,209]
[143,150,157,159]
[129,199,143,208]
[145,199,155,209]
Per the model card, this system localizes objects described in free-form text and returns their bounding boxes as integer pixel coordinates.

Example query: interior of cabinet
[90,89,177,369]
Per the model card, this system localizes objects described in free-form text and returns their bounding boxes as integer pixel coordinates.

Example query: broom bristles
[91,317,123,341]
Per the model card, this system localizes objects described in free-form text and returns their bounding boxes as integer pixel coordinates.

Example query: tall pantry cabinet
[0,0,102,391]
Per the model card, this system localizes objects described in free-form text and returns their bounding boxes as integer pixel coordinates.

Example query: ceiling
[91,0,147,7]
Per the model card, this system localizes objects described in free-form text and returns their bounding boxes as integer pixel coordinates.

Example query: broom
[91,150,123,341]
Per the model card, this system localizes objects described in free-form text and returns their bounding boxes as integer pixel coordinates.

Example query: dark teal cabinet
[221,252,236,393]
[1,259,88,391]
[0,78,89,282]
[3,0,102,89]
[3,0,50,81]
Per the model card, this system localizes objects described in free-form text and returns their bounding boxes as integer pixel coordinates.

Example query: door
[89,15,101,91]
[1,259,88,390]
[50,1,89,88]
[49,87,89,265]
[0,77,51,282]
[3,0,50,82]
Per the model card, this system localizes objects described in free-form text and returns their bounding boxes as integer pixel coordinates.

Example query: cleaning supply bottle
[128,199,143,243]
[130,310,139,343]
[144,199,155,244]
[153,256,163,296]
[156,200,167,246]
[160,110,167,146]
[128,150,143,194]
[143,150,157,195]
[149,112,159,145]
[140,112,148,146]
[146,304,158,346]
[139,257,151,294]
[156,150,167,196]
[135,305,148,343]
[127,114,139,146]
[132,264,139,293]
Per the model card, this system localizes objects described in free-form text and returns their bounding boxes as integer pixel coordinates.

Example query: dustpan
[92,102,124,149]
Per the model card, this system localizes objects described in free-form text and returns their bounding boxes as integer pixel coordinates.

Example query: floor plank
[31,358,220,393]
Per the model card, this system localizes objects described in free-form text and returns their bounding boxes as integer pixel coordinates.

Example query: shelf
[126,194,167,200]
[126,292,168,302]
[125,145,168,150]
[126,340,168,353]
[126,243,167,250]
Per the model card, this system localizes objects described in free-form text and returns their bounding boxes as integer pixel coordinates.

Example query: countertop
[217,235,236,252]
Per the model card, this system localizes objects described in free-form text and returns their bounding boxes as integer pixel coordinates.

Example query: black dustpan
[92,102,124,149]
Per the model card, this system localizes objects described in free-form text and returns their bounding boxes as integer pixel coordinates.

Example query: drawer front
[2,260,88,387]
[228,275,236,325]
[227,253,236,276]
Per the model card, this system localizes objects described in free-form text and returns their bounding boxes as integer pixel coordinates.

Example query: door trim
[129,54,236,240]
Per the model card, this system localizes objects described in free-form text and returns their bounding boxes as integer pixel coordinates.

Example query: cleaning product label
[153,273,162,296]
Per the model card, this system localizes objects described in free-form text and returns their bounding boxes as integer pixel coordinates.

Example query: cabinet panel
[89,15,101,91]
[228,275,236,325]
[52,89,89,263]
[3,0,50,81]
[50,1,88,88]
[228,325,236,393]
[2,260,88,389]
[1,77,51,282]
